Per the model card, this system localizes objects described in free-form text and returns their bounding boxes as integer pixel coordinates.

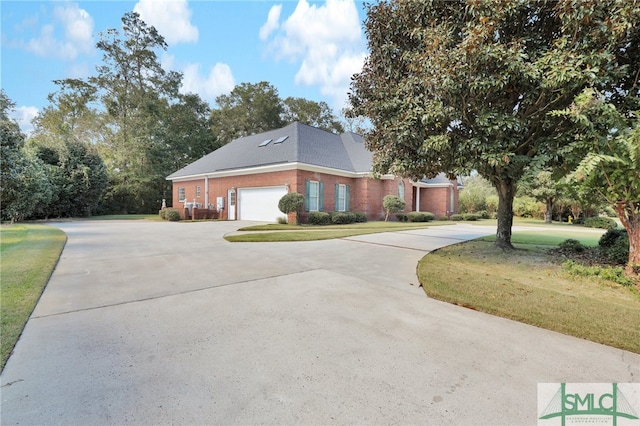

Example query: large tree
[210,82,285,145]
[560,89,640,276]
[210,81,345,145]
[0,91,53,222]
[90,12,182,213]
[349,0,639,248]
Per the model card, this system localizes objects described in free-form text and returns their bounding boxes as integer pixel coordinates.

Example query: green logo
[539,383,639,426]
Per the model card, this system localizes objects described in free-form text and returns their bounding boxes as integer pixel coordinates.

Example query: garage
[238,186,288,222]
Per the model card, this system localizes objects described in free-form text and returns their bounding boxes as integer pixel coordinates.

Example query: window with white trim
[178,187,186,202]
[308,181,319,211]
[398,180,405,200]
[196,185,201,198]
[336,184,346,211]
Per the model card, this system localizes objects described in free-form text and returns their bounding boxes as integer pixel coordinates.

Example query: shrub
[395,213,408,222]
[485,195,499,216]
[159,209,166,219]
[562,260,633,286]
[513,196,544,219]
[598,229,629,265]
[278,192,305,224]
[164,208,181,221]
[354,212,368,223]
[383,195,406,221]
[475,210,490,219]
[462,213,479,221]
[438,215,448,221]
[277,216,288,224]
[450,214,464,221]
[308,211,331,225]
[584,217,617,230]
[599,228,628,248]
[407,211,435,222]
[559,238,586,253]
[331,211,357,224]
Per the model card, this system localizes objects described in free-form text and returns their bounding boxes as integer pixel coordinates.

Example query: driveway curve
[1,220,638,425]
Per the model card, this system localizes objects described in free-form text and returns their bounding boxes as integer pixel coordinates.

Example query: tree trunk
[544,199,553,224]
[617,202,639,277]
[495,179,516,249]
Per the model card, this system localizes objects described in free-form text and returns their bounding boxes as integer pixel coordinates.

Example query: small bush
[395,213,408,222]
[450,214,464,221]
[383,195,406,221]
[585,217,617,230]
[331,211,357,224]
[277,216,288,224]
[354,212,368,223]
[278,192,305,215]
[164,208,181,221]
[562,260,633,287]
[407,211,435,222]
[462,213,479,221]
[600,231,629,265]
[159,209,166,219]
[438,215,449,221]
[599,229,627,248]
[308,211,331,225]
[559,238,586,253]
[475,210,490,219]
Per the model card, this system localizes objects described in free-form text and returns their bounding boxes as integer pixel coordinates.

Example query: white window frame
[178,187,186,202]
[399,180,405,200]
[336,184,347,212]
[309,181,319,211]
[196,185,201,198]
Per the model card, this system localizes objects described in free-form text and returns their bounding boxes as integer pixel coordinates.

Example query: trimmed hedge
[395,213,408,222]
[163,208,181,221]
[354,212,368,223]
[331,211,357,224]
[407,211,435,222]
[450,214,464,221]
[308,211,331,225]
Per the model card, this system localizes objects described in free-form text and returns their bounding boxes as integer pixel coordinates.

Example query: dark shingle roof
[167,122,373,179]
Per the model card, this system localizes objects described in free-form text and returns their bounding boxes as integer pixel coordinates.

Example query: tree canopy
[349,0,640,248]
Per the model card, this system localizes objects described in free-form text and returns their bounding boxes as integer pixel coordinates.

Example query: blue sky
[1,0,368,134]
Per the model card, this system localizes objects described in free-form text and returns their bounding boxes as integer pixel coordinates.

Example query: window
[196,185,201,198]
[335,184,348,211]
[178,187,186,202]
[305,180,324,211]
[229,190,236,206]
[399,180,405,200]
[309,181,319,211]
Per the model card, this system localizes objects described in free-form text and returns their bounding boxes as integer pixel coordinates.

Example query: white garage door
[238,186,288,222]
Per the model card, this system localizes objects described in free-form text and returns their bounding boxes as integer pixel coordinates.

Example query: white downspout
[205,176,209,209]
[416,185,421,212]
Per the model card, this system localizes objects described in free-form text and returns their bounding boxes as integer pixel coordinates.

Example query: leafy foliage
[349,0,639,249]
[382,195,406,221]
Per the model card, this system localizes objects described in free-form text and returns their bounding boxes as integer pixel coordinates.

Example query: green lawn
[418,230,640,353]
[225,220,450,242]
[0,224,67,371]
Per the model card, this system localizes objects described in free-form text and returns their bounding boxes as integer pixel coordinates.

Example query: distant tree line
[1,12,345,221]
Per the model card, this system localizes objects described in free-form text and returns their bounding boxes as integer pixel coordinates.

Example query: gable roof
[167,122,373,180]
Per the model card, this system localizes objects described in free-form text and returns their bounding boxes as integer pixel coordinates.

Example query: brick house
[166,122,460,222]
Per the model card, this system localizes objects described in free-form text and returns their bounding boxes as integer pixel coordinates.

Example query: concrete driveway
[1,220,638,425]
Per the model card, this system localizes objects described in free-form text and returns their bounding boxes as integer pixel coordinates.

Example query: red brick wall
[172,171,444,222]
[415,182,459,218]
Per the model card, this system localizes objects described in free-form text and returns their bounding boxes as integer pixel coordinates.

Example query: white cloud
[25,3,94,61]
[134,0,198,45]
[180,62,236,102]
[262,0,366,109]
[10,106,40,136]
[259,4,282,41]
